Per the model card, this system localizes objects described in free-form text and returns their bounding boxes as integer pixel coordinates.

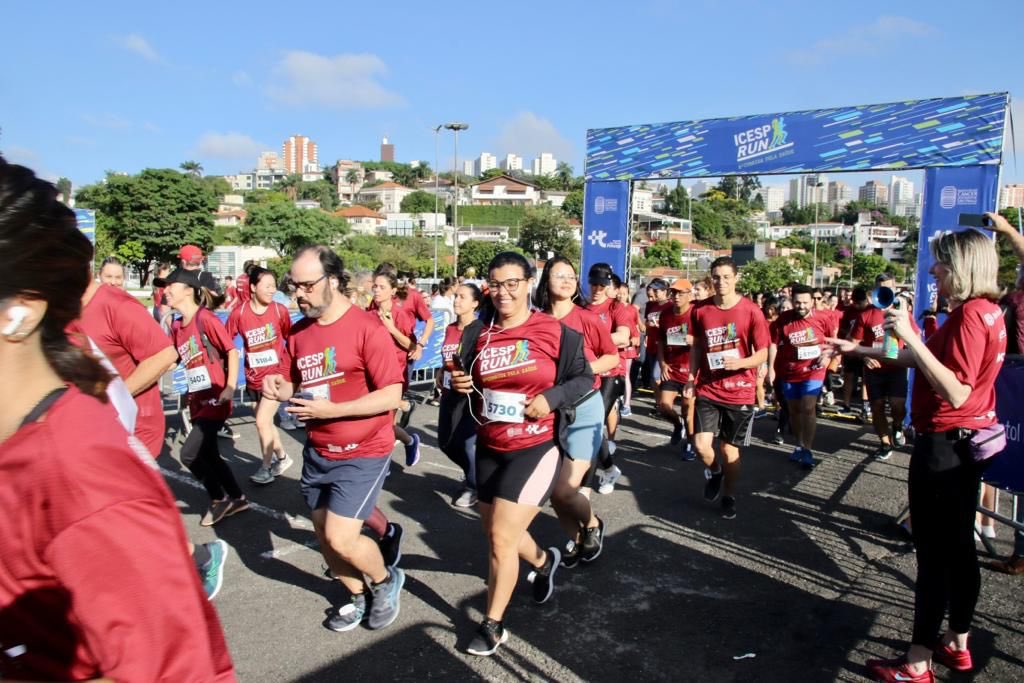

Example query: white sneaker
[981,525,997,539]
[597,465,622,495]
[271,453,294,477]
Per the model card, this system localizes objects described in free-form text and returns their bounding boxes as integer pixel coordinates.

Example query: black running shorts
[694,396,754,447]
[476,441,561,507]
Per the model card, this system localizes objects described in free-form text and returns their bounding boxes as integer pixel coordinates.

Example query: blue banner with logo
[411,311,448,371]
[581,180,631,291]
[913,165,1001,319]
[585,93,1007,181]
[74,208,96,244]
[984,360,1024,494]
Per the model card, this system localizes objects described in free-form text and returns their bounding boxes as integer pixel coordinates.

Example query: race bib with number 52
[482,388,526,423]
[706,348,741,370]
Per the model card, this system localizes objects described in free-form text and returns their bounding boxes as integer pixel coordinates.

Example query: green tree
[481,168,505,180]
[298,179,339,212]
[274,174,302,201]
[75,168,217,284]
[663,185,690,217]
[852,253,892,286]
[202,175,231,197]
[738,175,762,203]
[555,161,574,191]
[244,189,289,205]
[561,189,584,221]
[179,160,203,177]
[689,200,727,248]
[716,176,739,199]
[456,240,524,278]
[244,204,349,256]
[517,205,576,259]
[737,257,797,294]
[645,238,682,267]
[56,177,72,204]
[400,190,440,214]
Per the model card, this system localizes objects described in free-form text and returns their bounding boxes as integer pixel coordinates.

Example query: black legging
[181,419,243,501]
[773,378,790,435]
[597,376,626,469]
[908,432,985,647]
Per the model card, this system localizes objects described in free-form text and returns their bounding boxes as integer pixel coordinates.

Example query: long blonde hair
[930,229,1001,303]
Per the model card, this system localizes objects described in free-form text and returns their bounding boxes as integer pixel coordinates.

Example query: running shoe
[865,657,934,683]
[530,547,561,604]
[788,447,803,463]
[892,429,906,448]
[596,465,622,495]
[199,540,228,600]
[753,408,768,419]
[452,488,478,508]
[670,423,683,446]
[225,497,249,518]
[721,496,737,520]
[201,499,233,527]
[580,517,605,563]
[404,432,421,468]
[249,465,274,485]
[217,425,239,440]
[873,446,893,461]
[932,643,972,672]
[607,440,617,456]
[271,453,294,477]
[680,442,696,462]
[467,618,509,657]
[772,431,785,445]
[561,539,581,569]
[279,414,303,431]
[379,522,404,568]
[824,390,835,406]
[799,449,816,470]
[620,405,632,417]
[703,468,724,502]
[326,593,367,632]
[367,567,405,629]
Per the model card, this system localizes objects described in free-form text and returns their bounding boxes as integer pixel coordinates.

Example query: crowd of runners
[2,157,1022,681]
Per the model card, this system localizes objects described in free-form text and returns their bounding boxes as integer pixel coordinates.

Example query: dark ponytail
[0,158,111,399]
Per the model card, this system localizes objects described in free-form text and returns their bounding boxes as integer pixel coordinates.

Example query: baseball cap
[179,245,204,264]
[588,263,614,286]
[670,278,693,292]
[648,278,668,290]
[153,268,202,289]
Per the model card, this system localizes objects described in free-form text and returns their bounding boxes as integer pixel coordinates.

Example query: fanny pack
[951,423,1008,463]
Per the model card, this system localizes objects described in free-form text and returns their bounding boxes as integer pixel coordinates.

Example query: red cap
[179,245,203,264]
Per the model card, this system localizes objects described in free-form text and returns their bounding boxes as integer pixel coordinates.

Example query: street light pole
[811,181,824,287]
[444,122,469,278]
[433,125,442,280]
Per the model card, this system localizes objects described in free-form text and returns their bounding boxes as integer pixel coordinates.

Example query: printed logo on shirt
[326,442,359,453]
[177,336,202,364]
[787,327,817,345]
[871,323,885,340]
[245,323,278,347]
[297,346,344,383]
[705,323,738,347]
[478,340,533,376]
[441,342,460,361]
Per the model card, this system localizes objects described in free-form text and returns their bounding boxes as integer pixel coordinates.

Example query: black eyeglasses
[487,278,527,293]
[287,274,326,293]
[813,296,823,300]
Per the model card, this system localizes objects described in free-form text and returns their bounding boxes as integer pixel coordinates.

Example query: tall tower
[380,136,395,162]
[282,135,318,175]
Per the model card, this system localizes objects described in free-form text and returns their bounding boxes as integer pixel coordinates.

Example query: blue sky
[2,0,1021,194]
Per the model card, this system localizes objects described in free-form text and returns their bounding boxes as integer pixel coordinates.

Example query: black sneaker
[378,523,404,568]
[772,430,785,445]
[561,539,581,569]
[703,468,724,502]
[326,593,367,632]
[467,618,509,656]
[580,517,605,563]
[873,446,893,461]
[530,547,560,604]
[670,423,683,446]
[721,496,737,520]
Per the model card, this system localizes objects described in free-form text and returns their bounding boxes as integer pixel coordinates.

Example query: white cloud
[265,51,403,109]
[82,112,132,129]
[193,132,268,161]
[232,70,252,87]
[493,112,576,168]
[117,33,162,62]
[787,16,936,66]
[142,122,162,133]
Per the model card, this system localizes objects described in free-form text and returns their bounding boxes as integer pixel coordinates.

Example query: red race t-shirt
[235,273,250,304]
[770,309,834,382]
[0,387,235,682]
[440,323,465,395]
[405,287,432,323]
[850,307,920,374]
[171,308,235,421]
[838,304,863,338]
[692,296,771,405]
[372,298,417,370]
[227,301,292,390]
[619,303,641,360]
[472,312,561,452]
[644,300,670,353]
[289,306,405,459]
[588,298,630,376]
[911,298,1006,433]
[549,305,616,390]
[659,305,694,384]
[78,284,173,457]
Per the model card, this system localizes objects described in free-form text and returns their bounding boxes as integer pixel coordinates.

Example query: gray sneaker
[327,594,367,632]
[453,488,478,508]
[367,567,405,630]
[200,499,232,527]
[249,466,274,485]
[892,429,906,448]
[271,454,294,477]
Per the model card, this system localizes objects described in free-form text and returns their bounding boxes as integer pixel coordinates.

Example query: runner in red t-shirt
[235,260,254,306]
[159,268,249,527]
[616,281,641,416]
[372,263,422,468]
[641,280,671,391]
[404,276,435,361]
[222,275,238,311]
[535,257,618,567]
[450,251,593,656]
[262,245,407,633]
[78,279,178,458]
[838,286,870,415]
[228,266,295,485]
[768,284,836,467]
[657,278,697,460]
[849,274,920,459]
[586,263,633,494]
[685,257,770,520]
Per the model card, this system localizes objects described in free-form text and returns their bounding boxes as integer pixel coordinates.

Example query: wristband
[416,342,424,347]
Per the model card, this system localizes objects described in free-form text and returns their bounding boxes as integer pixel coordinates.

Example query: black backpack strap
[20,387,68,428]
[194,308,224,366]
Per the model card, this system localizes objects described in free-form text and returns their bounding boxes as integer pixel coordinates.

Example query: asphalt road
[160,391,1024,682]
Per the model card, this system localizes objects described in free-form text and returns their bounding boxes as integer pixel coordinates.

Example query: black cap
[153,267,203,289]
[648,278,669,290]
[588,263,614,286]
